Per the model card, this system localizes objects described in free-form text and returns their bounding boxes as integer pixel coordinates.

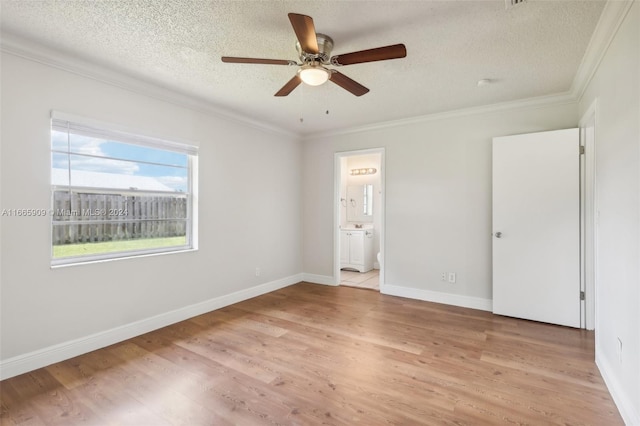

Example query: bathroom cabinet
[340,229,374,272]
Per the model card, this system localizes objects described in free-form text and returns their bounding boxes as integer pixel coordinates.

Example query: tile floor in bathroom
[339,269,379,291]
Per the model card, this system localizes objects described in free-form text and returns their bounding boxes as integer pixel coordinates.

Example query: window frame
[50,112,198,267]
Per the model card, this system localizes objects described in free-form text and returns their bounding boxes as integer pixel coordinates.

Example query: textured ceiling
[0,0,606,136]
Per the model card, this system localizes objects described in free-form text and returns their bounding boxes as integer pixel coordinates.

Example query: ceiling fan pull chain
[299,83,305,124]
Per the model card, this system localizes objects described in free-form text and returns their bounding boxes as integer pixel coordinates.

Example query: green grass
[53,236,187,258]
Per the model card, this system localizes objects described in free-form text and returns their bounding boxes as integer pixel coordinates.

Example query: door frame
[580,99,598,330]
[334,148,385,287]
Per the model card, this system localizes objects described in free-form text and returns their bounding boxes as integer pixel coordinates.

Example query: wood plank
[2,369,98,425]
[0,380,47,426]
[0,283,623,425]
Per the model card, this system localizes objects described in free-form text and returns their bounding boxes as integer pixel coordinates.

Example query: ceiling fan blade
[329,71,369,96]
[331,44,407,66]
[222,57,295,65]
[288,13,319,54]
[275,75,302,97]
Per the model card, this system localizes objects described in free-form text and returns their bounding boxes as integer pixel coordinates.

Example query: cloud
[51,132,190,192]
[156,175,188,192]
[72,156,139,175]
[52,131,139,175]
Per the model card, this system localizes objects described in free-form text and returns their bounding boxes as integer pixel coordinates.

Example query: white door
[492,128,580,328]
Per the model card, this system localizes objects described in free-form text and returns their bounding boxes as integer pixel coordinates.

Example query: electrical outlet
[441,273,447,281]
[448,272,456,283]
[255,267,261,277]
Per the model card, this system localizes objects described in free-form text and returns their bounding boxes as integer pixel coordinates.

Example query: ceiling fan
[221,13,407,97]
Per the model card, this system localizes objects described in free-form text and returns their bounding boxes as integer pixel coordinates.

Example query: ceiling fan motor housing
[296,33,334,64]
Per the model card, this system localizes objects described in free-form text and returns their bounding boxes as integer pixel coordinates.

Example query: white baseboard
[302,273,337,286]
[0,274,302,380]
[381,283,493,312]
[596,352,640,425]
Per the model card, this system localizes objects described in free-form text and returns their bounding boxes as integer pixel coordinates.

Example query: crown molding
[303,91,577,141]
[0,31,297,139]
[2,0,630,142]
[571,0,635,101]
[303,0,634,142]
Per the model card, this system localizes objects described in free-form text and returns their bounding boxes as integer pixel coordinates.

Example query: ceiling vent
[505,0,527,9]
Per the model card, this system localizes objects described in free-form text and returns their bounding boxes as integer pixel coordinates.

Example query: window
[50,113,197,266]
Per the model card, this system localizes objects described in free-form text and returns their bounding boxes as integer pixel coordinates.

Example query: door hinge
[580,291,585,300]
[579,145,585,155]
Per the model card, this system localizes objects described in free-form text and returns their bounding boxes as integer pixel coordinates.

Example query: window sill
[50,247,198,269]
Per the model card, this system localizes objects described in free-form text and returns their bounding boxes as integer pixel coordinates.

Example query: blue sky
[52,131,188,192]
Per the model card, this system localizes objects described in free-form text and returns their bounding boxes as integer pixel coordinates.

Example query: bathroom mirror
[347,184,373,222]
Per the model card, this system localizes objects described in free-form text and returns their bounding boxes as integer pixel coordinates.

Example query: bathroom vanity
[340,228,374,272]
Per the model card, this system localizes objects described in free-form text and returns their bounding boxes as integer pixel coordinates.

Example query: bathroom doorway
[334,148,385,291]
[340,269,380,290]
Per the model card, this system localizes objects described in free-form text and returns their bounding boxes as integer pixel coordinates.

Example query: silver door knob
[494,232,502,238]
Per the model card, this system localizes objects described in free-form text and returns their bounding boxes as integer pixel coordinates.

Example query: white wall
[0,52,302,373]
[578,2,640,423]
[302,102,578,309]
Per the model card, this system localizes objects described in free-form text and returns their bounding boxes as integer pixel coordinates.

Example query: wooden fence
[52,191,187,245]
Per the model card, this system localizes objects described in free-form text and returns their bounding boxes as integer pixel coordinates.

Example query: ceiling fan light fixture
[298,64,330,86]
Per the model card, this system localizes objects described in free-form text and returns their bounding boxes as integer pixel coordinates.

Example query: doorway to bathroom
[334,148,384,291]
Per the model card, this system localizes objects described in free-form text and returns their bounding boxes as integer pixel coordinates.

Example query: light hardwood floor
[1,283,622,425]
